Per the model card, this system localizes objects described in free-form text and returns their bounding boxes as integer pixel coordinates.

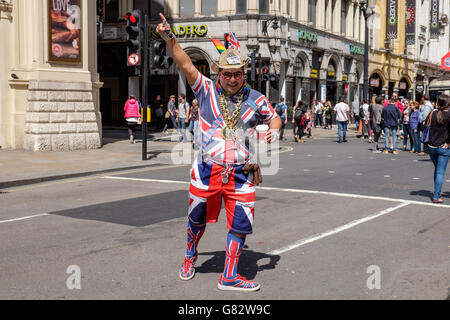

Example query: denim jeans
[337,120,348,141]
[402,124,410,148]
[411,130,421,153]
[189,120,199,145]
[384,127,397,151]
[428,146,450,200]
[177,117,187,142]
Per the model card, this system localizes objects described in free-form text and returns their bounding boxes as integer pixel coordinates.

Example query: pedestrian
[312,99,323,128]
[419,94,434,155]
[324,101,333,130]
[427,94,450,203]
[189,99,200,149]
[162,95,178,134]
[361,99,370,140]
[177,93,189,142]
[371,95,383,152]
[156,13,281,292]
[123,94,141,144]
[292,101,306,143]
[154,94,164,129]
[381,95,401,154]
[333,97,350,143]
[274,97,288,140]
[401,100,411,151]
[409,101,421,154]
[351,96,360,130]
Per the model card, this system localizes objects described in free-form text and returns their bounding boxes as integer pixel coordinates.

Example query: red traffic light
[125,12,137,24]
[262,66,269,74]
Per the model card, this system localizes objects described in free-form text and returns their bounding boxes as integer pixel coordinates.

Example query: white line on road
[0,213,49,225]
[102,176,450,209]
[267,202,410,256]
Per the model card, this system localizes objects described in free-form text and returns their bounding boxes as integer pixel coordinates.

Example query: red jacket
[383,100,404,113]
[124,99,141,118]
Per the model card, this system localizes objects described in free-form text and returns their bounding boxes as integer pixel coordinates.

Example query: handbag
[420,110,434,144]
[165,110,170,119]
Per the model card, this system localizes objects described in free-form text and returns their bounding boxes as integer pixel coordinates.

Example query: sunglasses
[221,71,244,80]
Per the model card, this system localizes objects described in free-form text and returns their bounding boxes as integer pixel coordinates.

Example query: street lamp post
[359,1,375,102]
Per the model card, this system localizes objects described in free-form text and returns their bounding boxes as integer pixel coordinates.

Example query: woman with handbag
[427,94,450,203]
[123,94,141,144]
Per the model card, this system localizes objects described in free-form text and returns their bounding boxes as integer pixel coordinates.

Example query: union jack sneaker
[217,274,261,292]
[179,255,197,281]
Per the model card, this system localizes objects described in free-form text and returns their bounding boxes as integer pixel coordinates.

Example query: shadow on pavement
[410,189,450,199]
[196,249,280,280]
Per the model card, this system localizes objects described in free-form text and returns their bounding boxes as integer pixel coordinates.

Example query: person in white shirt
[334,97,350,143]
[312,99,323,128]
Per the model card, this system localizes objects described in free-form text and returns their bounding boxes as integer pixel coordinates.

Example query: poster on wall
[48,0,82,63]
[430,0,440,39]
[405,0,415,45]
[386,0,398,39]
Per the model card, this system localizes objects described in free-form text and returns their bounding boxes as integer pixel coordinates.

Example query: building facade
[0,0,102,151]
[147,0,368,110]
[368,0,450,101]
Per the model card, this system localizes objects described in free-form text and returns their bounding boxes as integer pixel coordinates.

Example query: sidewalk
[0,124,357,189]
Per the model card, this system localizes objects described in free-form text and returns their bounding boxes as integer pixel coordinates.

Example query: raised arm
[156,13,198,87]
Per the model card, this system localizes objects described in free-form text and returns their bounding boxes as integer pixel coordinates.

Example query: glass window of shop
[180,0,195,17]
[202,0,217,16]
[103,0,118,22]
[259,0,269,14]
[236,0,247,13]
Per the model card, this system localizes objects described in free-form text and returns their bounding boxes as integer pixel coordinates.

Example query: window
[180,0,195,17]
[104,0,119,22]
[259,0,268,14]
[202,0,217,16]
[236,0,247,14]
[341,0,347,35]
[308,0,316,27]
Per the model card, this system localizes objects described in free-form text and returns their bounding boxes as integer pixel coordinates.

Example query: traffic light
[125,10,142,67]
[261,65,270,81]
[269,74,279,89]
[152,41,174,69]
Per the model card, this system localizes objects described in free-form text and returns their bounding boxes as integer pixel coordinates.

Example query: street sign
[440,52,450,71]
[128,53,140,66]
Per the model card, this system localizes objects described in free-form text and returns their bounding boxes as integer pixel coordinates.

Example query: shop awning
[429,78,450,90]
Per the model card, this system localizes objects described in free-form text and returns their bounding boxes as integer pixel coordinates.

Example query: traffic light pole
[142,14,149,161]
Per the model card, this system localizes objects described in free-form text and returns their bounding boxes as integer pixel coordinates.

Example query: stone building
[0,0,102,151]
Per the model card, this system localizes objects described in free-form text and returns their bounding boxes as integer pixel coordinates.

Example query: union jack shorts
[188,158,256,234]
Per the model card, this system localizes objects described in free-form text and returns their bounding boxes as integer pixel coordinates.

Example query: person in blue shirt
[275,97,288,140]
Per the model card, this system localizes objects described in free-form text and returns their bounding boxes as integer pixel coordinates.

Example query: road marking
[355,173,363,176]
[384,175,391,178]
[102,177,450,209]
[267,202,410,256]
[328,171,335,174]
[412,177,421,180]
[0,213,49,225]
[303,169,310,172]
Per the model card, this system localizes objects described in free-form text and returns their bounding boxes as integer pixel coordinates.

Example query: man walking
[162,95,178,134]
[419,94,434,155]
[275,97,288,140]
[312,99,323,128]
[334,97,350,143]
[156,14,281,292]
[382,95,401,154]
[177,93,189,142]
[371,96,383,152]
[351,96,360,130]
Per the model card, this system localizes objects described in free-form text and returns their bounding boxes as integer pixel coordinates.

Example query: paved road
[1,135,449,300]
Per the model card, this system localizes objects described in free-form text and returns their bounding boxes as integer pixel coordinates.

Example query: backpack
[294,108,304,122]
[359,105,365,119]
[275,104,284,116]
[299,114,307,126]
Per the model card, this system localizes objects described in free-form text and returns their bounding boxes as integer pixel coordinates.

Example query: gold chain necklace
[219,93,243,140]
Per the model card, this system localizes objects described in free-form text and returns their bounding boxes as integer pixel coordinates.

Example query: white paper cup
[256,124,269,141]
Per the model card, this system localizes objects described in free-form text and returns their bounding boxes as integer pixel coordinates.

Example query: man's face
[392,93,399,101]
[179,96,184,102]
[218,68,244,95]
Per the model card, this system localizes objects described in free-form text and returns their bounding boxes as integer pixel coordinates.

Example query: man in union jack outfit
[157,14,281,292]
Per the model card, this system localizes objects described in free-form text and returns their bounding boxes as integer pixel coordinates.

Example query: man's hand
[265,129,278,144]
[156,13,174,41]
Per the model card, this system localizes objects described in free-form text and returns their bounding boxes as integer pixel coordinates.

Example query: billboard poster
[48,0,82,63]
[430,0,440,39]
[405,0,416,45]
[386,0,398,39]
